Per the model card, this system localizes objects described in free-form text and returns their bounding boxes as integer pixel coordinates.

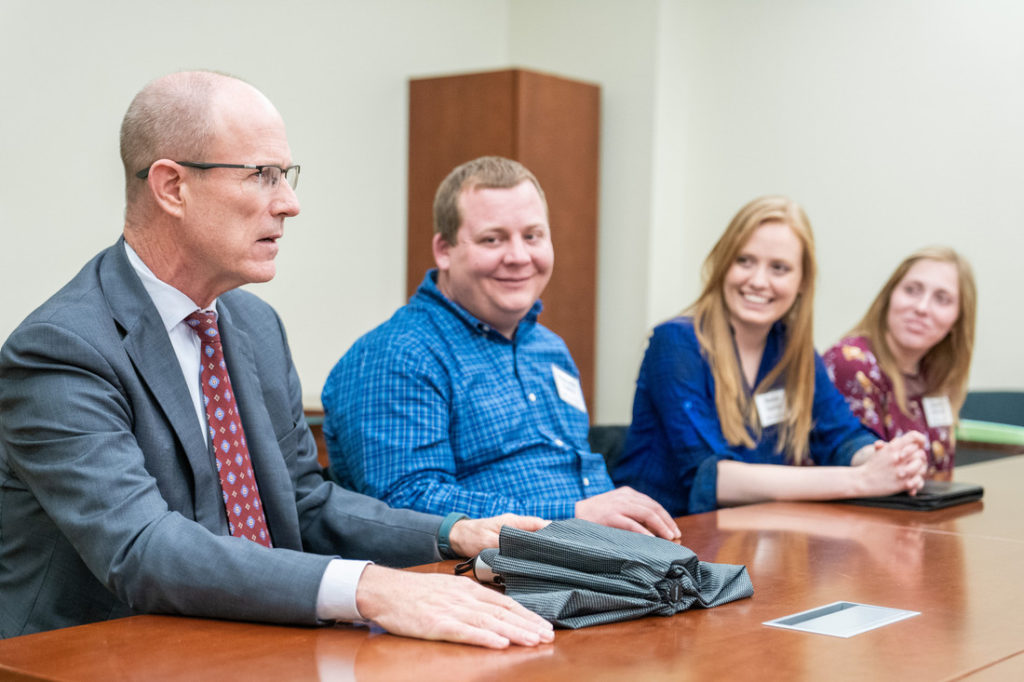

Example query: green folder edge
[957,418,1024,446]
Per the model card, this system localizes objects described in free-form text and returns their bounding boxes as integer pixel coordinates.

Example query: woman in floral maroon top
[824,247,977,479]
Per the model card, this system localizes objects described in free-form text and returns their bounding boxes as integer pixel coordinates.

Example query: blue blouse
[611,317,877,515]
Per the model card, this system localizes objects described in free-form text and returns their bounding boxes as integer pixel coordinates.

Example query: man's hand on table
[355,565,554,649]
[447,513,549,558]
[575,487,681,540]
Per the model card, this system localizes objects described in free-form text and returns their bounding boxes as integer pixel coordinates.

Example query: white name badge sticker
[551,365,587,413]
[755,388,786,428]
[922,396,954,428]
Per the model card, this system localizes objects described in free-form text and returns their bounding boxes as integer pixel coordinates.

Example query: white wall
[2,0,1021,422]
[646,0,1024,409]
[511,0,1024,421]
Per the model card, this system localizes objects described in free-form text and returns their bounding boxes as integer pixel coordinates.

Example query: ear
[146,160,187,219]
[432,232,453,271]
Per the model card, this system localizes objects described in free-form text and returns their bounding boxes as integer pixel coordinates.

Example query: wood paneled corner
[408,69,600,413]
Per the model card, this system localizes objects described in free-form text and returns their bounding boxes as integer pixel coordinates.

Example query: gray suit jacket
[0,240,443,637]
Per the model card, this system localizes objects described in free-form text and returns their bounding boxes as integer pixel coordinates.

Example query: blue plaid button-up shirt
[321,271,614,519]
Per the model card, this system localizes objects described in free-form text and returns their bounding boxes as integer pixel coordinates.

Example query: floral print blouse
[823,335,954,480]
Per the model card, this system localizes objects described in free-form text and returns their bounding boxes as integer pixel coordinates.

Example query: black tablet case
[842,480,984,511]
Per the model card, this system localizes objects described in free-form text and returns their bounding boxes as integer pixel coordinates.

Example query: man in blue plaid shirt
[322,157,678,540]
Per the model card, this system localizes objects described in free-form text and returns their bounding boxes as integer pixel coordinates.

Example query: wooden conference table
[2,456,1023,681]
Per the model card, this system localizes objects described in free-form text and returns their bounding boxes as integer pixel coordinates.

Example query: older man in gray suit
[0,71,553,649]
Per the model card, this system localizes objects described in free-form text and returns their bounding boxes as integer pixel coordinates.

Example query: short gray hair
[119,70,240,206]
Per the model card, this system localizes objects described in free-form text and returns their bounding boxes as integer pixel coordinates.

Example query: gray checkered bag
[475,519,753,629]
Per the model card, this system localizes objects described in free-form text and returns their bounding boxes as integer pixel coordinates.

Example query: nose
[748,265,768,288]
[272,181,301,218]
[504,234,530,264]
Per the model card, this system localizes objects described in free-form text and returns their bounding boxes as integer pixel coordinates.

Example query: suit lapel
[215,302,301,549]
[99,240,225,531]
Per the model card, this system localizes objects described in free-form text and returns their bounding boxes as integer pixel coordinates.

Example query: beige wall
[511,0,1024,421]
[2,1,1020,424]
[651,0,1024,391]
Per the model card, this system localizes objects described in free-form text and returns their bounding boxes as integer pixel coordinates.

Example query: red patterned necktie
[186,311,272,547]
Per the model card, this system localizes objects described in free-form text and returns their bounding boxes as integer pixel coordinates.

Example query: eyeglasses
[135,161,300,190]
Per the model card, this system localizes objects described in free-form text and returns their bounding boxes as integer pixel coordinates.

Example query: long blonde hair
[690,196,817,464]
[848,246,976,419]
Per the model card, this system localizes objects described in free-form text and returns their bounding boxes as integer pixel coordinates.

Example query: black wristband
[437,512,469,559]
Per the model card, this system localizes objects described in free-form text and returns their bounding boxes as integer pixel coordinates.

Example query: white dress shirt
[124,242,367,622]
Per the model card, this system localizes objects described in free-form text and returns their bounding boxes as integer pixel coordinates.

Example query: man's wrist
[437,512,469,559]
[316,559,372,623]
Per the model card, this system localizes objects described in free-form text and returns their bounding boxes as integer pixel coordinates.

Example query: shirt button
[554,439,564,447]
[583,477,590,486]
[528,393,537,402]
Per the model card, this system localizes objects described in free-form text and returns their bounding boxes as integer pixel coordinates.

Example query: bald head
[119,71,264,207]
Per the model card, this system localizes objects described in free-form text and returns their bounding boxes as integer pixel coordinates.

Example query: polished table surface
[2,456,1023,681]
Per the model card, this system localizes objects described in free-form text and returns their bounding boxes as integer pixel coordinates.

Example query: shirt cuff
[547,499,578,520]
[688,455,727,514]
[315,559,372,622]
[837,431,879,466]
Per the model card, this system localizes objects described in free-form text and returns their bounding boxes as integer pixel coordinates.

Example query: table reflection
[315,626,555,682]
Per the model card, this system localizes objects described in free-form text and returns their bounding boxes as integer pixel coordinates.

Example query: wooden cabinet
[408,69,600,412]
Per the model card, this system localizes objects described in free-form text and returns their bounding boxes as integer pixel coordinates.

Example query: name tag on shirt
[922,395,954,428]
[551,365,587,413]
[755,388,786,427]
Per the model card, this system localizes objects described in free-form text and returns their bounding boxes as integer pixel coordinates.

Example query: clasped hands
[854,430,929,497]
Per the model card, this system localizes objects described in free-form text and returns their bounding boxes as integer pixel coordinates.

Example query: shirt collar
[124,241,215,331]
[417,269,542,341]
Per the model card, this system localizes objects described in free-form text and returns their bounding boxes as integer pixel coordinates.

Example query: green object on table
[957,418,1024,446]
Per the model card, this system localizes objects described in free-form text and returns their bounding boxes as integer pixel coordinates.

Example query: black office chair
[959,391,1024,427]
[588,424,630,471]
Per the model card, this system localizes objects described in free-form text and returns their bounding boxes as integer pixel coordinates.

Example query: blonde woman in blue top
[612,196,928,515]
